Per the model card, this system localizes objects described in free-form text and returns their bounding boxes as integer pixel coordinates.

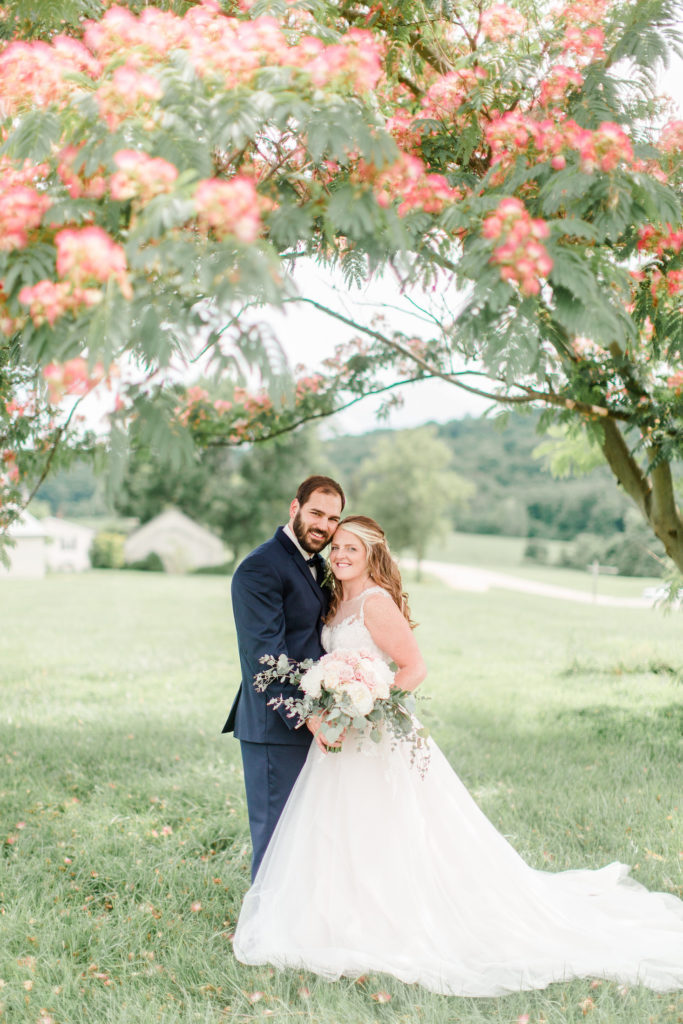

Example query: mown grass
[0,571,682,1024]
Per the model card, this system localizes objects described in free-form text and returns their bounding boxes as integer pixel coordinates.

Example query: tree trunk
[600,418,683,573]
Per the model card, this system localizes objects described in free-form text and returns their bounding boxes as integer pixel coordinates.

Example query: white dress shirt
[283,524,318,579]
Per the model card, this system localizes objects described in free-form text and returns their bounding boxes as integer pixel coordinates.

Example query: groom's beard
[292,511,332,554]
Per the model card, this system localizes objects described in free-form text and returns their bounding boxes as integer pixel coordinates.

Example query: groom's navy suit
[223,527,328,878]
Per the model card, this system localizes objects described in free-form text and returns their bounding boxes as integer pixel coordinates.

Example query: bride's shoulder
[362,586,398,620]
[361,585,393,605]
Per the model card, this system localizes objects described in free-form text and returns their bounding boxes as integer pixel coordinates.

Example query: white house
[123,508,228,573]
[42,516,95,573]
[0,511,48,578]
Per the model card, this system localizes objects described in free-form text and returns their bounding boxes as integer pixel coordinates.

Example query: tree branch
[2,395,86,534]
[203,376,427,447]
[292,297,630,420]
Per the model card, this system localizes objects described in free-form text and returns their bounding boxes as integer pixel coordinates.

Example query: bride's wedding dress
[233,588,683,996]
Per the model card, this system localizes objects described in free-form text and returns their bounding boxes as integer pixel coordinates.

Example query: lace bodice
[321,586,392,663]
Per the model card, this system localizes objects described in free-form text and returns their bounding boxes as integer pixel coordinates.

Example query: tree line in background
[36,412,678,577]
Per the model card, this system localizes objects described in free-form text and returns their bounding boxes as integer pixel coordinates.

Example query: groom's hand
[306,715,344,753]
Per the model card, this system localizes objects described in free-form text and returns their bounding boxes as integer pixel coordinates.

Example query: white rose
[322,664,344,693]
[346,681,374,717]
[300,664,323,698]
[359,656,392,699]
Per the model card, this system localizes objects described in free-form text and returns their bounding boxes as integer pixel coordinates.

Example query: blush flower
[194,177,265,243]
[110,150,179,203]
[481,3,527,42]
[55,226,133,299]
[483,197,552,296]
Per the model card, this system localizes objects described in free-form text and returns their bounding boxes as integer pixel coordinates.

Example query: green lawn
[0,572,681,1024]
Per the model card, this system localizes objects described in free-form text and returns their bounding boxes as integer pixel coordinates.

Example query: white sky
[255,261,492,437]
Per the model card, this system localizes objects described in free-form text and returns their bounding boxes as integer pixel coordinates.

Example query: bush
[558,519,666,578]
[191,562,233,575]
[523,539,549,564]
[90,531,125,569]
[558,532,607,571]
[604,533,665,578]
[124,551,165,572]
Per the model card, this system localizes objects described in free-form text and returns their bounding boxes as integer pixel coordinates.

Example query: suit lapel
[275,527,326,609]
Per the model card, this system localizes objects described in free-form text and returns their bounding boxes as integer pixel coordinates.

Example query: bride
[233,515,683,996]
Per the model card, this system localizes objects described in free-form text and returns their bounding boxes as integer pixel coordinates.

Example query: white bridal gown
[233,588,683,996]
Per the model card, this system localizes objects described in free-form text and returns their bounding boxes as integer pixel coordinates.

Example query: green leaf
[1,110,62,162]
[548,248,599,300]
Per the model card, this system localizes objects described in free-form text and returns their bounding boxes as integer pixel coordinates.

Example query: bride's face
[329,528,368,584]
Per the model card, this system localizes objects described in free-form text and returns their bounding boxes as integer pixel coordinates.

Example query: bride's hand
[306,714,345,753]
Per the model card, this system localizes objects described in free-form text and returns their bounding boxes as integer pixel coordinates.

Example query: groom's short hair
[296,475,346,511]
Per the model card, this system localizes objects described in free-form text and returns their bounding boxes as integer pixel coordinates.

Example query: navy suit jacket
[222,527,328,745]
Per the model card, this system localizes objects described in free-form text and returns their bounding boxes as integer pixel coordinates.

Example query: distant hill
[325,413,632,540]
[36,411,665,544]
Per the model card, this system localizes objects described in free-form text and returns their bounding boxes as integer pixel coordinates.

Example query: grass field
[1,570,682,1024]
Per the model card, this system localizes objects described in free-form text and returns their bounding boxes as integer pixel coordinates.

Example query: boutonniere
[320,559,335,591]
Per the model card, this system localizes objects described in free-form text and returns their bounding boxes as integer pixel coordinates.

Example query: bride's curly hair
[325,515,416,628]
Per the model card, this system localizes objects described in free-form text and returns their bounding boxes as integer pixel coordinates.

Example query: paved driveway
[399,558,651,608]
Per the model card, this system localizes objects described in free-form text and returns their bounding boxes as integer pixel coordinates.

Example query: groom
[223,474,345,879]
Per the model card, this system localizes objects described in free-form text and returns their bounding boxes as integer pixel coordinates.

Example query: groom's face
[290,489,343,554]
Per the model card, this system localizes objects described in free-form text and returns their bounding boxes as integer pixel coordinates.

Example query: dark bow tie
[305,555,318,566]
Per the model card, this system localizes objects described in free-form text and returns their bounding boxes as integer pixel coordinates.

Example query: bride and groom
[223,475,683,996]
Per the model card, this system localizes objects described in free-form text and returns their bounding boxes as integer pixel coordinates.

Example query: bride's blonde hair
[325,515,415,628]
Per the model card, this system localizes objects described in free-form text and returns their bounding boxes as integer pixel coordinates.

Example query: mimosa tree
[1,0,681,568]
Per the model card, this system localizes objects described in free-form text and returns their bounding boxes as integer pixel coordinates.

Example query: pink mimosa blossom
[186,386,209,404]
[0,36,100,115]
[57,146,107,200]
[55,226,133,298]
[0,184,52,251]
[194,177,264,243]
[483,197,552,295]
[659,119,683,153]
[110,150,179,202]
[295,375,325,400]
[19,281,77,327]
[481,4,527,42]
[421,68,487,121]
[41,357,106,403]
[96,62,163,130]
[539,65,583,107]
[373,154,463,216]
[83,5,187,62]
[304,28,382,93]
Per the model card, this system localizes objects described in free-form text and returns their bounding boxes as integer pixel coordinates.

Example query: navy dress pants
[240,740,310,881]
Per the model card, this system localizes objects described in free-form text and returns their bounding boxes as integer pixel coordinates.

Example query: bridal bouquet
[254,650,430,771]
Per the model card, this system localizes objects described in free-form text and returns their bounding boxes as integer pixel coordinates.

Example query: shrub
[124,551,165,572]
[523,539,549,564]
[90,531,125,569]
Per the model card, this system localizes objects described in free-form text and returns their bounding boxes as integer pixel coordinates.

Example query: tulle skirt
[233,730,683,996]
